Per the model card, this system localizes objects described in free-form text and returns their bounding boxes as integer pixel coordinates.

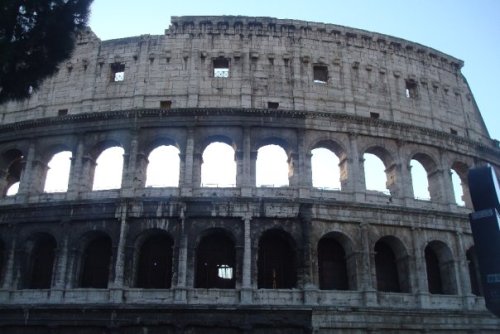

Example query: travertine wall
[0,16,499,334]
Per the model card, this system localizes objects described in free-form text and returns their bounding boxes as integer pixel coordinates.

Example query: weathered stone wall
[0,16,499,334]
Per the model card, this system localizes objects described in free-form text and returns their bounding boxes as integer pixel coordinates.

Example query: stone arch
[363,146,394,194]
[195,228,236,289]
[200,136,237,187]
[450,160,470,207]
[410,152,439,201]
[22,232,57,289]
[317,231,356,290]
[466,246,482,296]
[1,148,24,196]
[257,228,297,289]
[43,148,73,193]
[78,231,113,288]
[424,240,457,295]
[374,236,411,293]
[255,138,291,187]
[134,229,174,289]
[91,140,124,191]
[310,139,346,190]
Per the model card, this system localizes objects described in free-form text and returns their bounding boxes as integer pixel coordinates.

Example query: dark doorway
[136,234,173,288]
[28,234,56,289]
[425,245,443,294]
[318,237,348,290]
[80,235,112,288]
[257,230,296,289]
[375,241,401,292]
[195,232,235,289]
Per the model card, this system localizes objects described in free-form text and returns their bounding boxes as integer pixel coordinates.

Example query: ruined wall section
[0,16,492,145]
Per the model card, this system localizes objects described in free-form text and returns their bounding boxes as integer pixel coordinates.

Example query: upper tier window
[213,58,229,78]
[110,63,125,82]
[313,65,328,83]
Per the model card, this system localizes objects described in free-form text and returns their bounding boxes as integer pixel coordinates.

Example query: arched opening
[136,234,173,289]
[466,247,482,296]
[27,234,57,289]
[410,159,430,200]
[2,149,23,196]
[92,146,124,190]
[256,144,289,187]
[451,169,466,206]
[375,240,402,292]
[145,145,180,187]
[44,151,72,193]
[201,142,236,187]
[311,147,341,190]
[80,235,112,288]
[363,153,389,194]
[257,229,296,289]
[424,241,457,295]
[318,237,348,290]
[195,231,236,289]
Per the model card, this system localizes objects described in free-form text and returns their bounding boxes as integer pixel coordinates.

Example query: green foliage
[0,0,93,103]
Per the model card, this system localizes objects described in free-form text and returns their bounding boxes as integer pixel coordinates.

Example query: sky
[88,0,500,141]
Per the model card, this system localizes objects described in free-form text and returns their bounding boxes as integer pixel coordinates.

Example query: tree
[0,0,93,103]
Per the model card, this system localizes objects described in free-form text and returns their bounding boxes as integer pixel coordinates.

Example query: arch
[136,232,174,289]
[410,159,430,200]
[317,233,352,290]
[26,233,57,289]
[44,150,72,193]
[311,147,341,190]
[92,146,124,190]
[257,229,296,289]
[374,236,410,293]
[451,161,469,206]
[256,144,289,187]
[410,153,438,200]
[201,142,236,187]
[80,234,112,288]
[466,246,482,296]
[1,149,23,196]
[145,145,180,187]
[195,230,236,289]
[363,151,389,194]
[424,240,457,295]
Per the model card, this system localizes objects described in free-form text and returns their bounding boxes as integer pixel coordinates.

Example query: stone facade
[0,16,499,333]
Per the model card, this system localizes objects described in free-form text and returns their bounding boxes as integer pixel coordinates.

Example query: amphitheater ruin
[0,15,499,333]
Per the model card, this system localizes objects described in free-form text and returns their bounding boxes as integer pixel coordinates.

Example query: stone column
[396,141,414,202]
[455,231,474,309]
[250,150,257,187]
[438,150,456,206]
[50,232,69,302]
[17,142,35,197]
[1,237,16,290]
[120,133,139,197]
[180,128,194,196]
[411,228,429,308]
[288,152,299,187]
[239,127,252,196]
[175,206,188,302]
[359,223,377,306]
[240,214,253,304]
[297,130,312,197]
[67,137,85,198]
[348,134,364,199]
[79,154,96,192]
[0,169,8,196]
[111,202,128,302]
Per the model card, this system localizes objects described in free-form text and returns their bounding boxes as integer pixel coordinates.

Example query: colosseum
[0,15,499,333]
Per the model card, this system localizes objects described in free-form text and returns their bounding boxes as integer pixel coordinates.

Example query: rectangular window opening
[58,109,68,116]
[268,102,279,109]
[313,65,328,83]
[405,80,417,98]
[213,57,229,78]
[110,63,125,82]
[160,100,172,109]
[370,112,380,119]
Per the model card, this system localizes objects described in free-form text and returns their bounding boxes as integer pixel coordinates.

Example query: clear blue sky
[89,0,500,140]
